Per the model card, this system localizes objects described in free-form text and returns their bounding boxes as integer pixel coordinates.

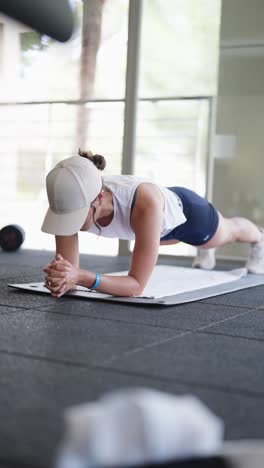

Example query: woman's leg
[195,212,264,273]
[198,212,262,249]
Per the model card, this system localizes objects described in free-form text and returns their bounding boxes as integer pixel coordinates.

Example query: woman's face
[80,198,103,231]
[80,206,94,231]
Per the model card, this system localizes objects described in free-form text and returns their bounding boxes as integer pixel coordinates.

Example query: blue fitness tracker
[91,272,101,290]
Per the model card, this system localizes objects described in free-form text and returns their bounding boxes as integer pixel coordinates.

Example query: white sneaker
[246,228,264,274]
[192,248,216,270]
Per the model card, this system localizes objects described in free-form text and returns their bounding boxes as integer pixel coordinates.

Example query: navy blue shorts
[161,187,219,246]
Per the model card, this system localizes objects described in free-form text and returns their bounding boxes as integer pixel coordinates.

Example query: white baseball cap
[41,156,102,235]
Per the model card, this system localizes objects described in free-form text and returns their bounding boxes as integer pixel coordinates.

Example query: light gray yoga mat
[8,265,264,306]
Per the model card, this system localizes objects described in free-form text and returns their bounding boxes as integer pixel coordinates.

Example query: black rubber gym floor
[0,249,264,468]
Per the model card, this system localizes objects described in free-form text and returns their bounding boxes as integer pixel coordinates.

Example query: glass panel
[139,0,221,98]
[0,102,124,254]
[135,100,209,191]
[0,0,128,255]
[132,0,221,257]
[0,0,128,102]
[132,99,210,257]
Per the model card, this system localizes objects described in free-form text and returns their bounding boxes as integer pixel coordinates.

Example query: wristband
[91,272,101,290]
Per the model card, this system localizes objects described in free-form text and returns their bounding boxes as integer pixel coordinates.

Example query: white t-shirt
[88,175,187,240]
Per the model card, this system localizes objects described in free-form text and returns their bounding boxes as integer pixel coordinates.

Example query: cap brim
[41,206,89,236]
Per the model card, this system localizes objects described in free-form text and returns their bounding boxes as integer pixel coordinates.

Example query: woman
[42,150,264,298]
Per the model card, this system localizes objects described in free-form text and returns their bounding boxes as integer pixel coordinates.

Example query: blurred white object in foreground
[55,388,224,468]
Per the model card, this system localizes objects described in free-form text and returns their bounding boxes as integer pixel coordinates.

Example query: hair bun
[92,154,106,171]
[78,148,106,171]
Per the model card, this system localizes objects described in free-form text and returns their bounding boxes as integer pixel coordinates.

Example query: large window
[0,0,221,257]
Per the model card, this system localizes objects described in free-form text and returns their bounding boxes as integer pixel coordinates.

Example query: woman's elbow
[128,275,145,297]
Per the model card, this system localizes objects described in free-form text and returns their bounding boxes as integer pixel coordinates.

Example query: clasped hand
[43,254,79,298]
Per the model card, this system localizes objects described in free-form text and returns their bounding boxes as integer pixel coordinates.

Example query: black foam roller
[0,224,25,251]
[0,0,74,42]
